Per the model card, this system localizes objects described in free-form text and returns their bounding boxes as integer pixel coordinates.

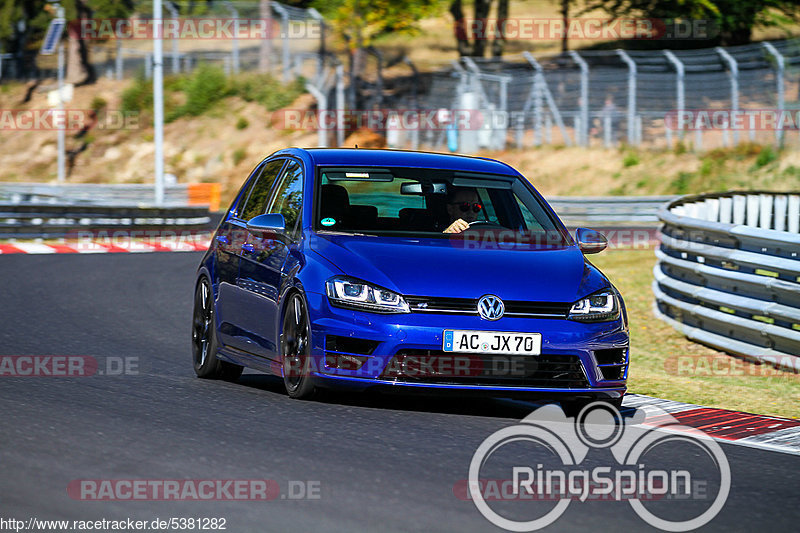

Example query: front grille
[381,349,589,388]
[404,296,570,319]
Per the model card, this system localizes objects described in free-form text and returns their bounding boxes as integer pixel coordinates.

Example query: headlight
[568,289,619,322]
[326,276,410,314]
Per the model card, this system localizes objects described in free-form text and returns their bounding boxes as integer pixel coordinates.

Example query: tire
[281,292,316,399]
[192,276,244,381]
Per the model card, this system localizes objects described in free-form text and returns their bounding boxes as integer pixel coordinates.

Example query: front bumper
[303,291,629,397]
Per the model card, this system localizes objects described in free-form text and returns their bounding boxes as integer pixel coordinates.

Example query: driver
[443,187,483,233]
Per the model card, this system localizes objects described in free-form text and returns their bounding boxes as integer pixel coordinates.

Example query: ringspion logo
[466,403,730,531]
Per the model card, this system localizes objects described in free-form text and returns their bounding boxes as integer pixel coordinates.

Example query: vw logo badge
[477,295,504,321]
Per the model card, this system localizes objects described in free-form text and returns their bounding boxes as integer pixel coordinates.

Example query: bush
[699,158,714,176]
[232,148,246,166]
[670,171,693,194]
[182,64,229,117]
[122,66,306,123]
[120,75,152,114]
[752,145,778,169]
[90,96,107,112]
[230,74,305,111]
[622,153,639,167]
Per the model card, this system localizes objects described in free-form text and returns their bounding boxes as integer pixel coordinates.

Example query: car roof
[271,148,520,176]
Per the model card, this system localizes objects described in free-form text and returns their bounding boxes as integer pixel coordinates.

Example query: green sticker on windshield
[321,217,336,226]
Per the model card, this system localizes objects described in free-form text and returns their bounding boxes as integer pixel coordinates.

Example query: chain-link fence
[7,3,800,154]
[416,39,800,152]
[0,1,324,83]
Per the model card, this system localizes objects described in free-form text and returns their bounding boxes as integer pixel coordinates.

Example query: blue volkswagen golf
[192,148,628,410]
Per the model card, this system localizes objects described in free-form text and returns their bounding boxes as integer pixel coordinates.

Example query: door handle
[241,243,255,253]
[216,235,229,244]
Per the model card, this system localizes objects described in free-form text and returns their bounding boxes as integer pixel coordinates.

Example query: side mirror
[247,213,285,234]
[575,227,607,254]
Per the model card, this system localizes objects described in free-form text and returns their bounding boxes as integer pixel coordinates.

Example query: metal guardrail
[0,183,221,211]
[0,203,212,239]
[548,195,676,226]
[653,191,800,372]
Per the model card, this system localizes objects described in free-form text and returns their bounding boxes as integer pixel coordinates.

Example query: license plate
[443,330,541,355]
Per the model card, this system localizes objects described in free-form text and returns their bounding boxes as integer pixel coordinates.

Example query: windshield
[314,166,570,246]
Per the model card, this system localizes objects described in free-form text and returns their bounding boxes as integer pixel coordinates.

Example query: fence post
[522,51,570,146]
[308,8,325,80]
[367,47,384,109]
[763,42,785,148]
[695,116,703,151]
[617,50,637,146]
[403,57,420,150]
[716,47,739,146]
[665,121,672,147]
[498,76,509,150]
[603,113,612,148]
[306,71,331,148]
[569,51,589,146]
[115,40,123,80]
[145,53,153,79]
[545,114,552,143]
[164,1,180,74]
[635,115,642,145]
[522,51,544,146]
[224,1,240,74]
[336,63,345,147]
[272,3,291,82]
[663,50,685,142]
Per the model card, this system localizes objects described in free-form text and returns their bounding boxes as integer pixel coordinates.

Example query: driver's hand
[443,218,469,234]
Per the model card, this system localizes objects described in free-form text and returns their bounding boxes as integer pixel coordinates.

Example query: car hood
[309,233,609,302]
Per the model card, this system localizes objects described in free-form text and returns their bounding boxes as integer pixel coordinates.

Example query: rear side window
[230,163,262,218]
[267,160,304,237]
[239,159,285,221]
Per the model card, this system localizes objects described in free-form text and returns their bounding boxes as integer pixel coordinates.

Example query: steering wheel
[467,220,502,228]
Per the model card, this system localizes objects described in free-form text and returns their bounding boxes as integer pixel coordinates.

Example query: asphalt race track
[1,252,798,532]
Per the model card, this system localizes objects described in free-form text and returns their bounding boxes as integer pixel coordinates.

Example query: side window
[267,160,304,237]
[515,196,545,231]
[239,159,286,221]
[230,162,262,218]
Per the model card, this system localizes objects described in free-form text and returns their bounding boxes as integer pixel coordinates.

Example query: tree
[314,0,443,105]
[0,0,134,84]
[583,0,799,46]
[449,0,512,57]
